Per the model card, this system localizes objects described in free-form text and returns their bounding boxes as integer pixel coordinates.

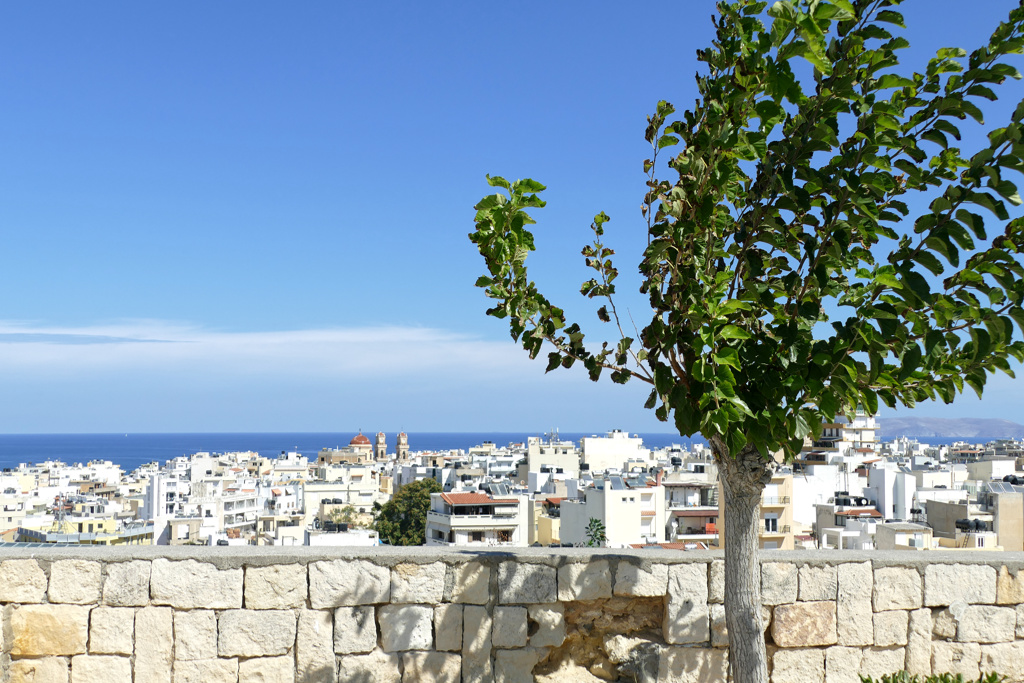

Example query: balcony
[761,497,790,506]
[427,511,518,528]
[762,525,792,536]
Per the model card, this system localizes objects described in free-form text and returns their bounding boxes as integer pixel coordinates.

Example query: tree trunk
[711,438,773,683]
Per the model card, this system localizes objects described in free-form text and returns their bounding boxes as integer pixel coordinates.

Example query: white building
[560,477,667,547]
[580,430,651,474]
[424,491,529,547]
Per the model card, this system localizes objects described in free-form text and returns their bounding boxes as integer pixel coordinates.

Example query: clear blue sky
[1,2,1022,433]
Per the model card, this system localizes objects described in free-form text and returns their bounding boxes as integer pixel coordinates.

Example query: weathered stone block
[309,559,389,608]
[528,604,565,648]
[925,564,996,606]
[859,647,905,681]
[338,649,401,683]
[463,605,492,655]
[799,565,838,602]
[931,641,981,679]
[495,647,546,683]
[1018,604,1024,638]
[709,559,724,604]
[10,604,88,656]
[956,605,1016,643]
[824,646,862,683]
[173,610,217,661]
[462,653,493,683]
[449,562,489,605]
[296,609,336,683]
[172,658,238,683]
[933,605,959,639]
[710,603,728,648]
[873,610,909,647]
[658,647,729,683]
[135,606,173,683]
[492,606,528,648]
[664,563,710,644]
[996,565,1024,605]
[838,598,873,647]
[980,641,1024,682]
[761,562,798,605]
[402,651,462,683]
[218,609,296,657]
[434,604,463,652]
[558,560,611,601]
[614,561,667,597]
[89,607,135,655]
[498,562,556,604]
[102,561,150,607]
[244,563,307,609]
[392,562,445,604]
[8,657,68,683]
[150,559,242,610]
[773,601,837,647]
[70,655,131,683]
[772,647,824,683]
[238,655,293,683]
[334,606,377,654]
[874,566,922,611]
[379,604,433,651]
[838,562,872,599]
[906,608,932,676]
[0,559,47,603]
[48,560,102,605]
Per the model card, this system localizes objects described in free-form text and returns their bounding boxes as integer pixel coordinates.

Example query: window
[764,514,778,533]
[471,531,484,542]
[497,530,511,543]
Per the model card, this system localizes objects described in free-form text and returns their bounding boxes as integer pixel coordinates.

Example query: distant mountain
[876,417,1024,439]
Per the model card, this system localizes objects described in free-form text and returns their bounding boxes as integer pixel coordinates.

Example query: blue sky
[1,2,1023,433]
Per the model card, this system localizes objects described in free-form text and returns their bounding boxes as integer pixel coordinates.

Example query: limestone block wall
[0,547,1022,682]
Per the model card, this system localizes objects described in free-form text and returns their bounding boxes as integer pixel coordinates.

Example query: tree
[469,2,1024,681]
[329,505,367,529]
[584,517,607,547]
[372,478,442,546]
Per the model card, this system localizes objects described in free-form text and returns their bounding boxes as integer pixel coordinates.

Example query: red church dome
[350,433,371,446]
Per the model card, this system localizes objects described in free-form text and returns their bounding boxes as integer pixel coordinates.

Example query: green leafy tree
[470,1,1024,680]
[329,505,367,529]
[373,478,442,546]
[584,517,607,547]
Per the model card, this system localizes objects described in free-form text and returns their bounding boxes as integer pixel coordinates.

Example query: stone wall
[0,547,1023,682]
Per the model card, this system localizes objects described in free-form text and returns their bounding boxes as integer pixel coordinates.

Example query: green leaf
[718,325,753,340]
[875,10,905,27]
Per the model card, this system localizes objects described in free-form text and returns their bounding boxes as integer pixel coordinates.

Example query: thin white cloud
[0,320,552,385]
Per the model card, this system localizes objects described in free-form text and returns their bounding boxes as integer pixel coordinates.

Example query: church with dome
[316,431,409,465]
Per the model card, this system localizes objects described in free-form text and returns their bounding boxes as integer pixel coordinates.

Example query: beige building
[718,471,796,550]
[874,521,933,550]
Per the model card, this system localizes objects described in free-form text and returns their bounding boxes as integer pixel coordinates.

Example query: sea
[0,432,705,473]
[0,432,991,474]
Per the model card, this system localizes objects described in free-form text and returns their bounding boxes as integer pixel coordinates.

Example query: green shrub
[860,673,1006,683]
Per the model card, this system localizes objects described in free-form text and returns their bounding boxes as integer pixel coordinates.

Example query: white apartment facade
[424,492,529,547]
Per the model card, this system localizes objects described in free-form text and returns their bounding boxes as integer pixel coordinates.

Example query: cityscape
[5,1,1024,681]
[4,412,1023,554]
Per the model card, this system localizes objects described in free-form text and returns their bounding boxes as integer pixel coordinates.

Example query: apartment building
[424,490,529,547]
[580,430,652,473]
[560,475,667,547]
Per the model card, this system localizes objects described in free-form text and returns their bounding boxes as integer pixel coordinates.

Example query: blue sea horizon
[0,431,990,474]
[0,431,702,473]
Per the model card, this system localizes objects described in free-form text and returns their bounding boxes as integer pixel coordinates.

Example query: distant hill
[876,417,1024,439]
